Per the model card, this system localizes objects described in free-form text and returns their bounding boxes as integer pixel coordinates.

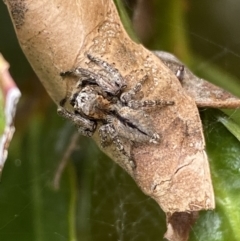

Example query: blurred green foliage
[1,0,240,241]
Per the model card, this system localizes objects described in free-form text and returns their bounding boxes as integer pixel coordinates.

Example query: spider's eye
[80,96,86,102]
[79,92,90,103]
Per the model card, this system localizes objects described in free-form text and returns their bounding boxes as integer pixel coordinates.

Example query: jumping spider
[58,54,175,168]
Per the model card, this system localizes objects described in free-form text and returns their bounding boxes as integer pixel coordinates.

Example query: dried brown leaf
[164,212,199,241]
[155,51,240,108]
[3,1,222,240]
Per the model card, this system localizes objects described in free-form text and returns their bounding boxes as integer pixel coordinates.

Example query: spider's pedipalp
[57,107,97,137]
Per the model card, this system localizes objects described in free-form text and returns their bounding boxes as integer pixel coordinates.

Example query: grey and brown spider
[58,54,175,167]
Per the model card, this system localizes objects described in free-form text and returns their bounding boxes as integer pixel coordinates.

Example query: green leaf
[217,112,240,142]
[190,109,240,241]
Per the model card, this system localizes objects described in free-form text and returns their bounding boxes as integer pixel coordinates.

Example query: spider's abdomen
[112,107,160,144]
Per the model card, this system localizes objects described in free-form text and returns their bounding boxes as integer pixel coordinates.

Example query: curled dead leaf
[4,1,240,240]
[155,51,240,109]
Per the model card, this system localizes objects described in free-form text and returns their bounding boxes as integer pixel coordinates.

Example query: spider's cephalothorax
[58,54,175,168]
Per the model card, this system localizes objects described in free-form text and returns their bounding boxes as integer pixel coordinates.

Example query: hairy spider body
[58,54,175,168]
[71,85,161,143]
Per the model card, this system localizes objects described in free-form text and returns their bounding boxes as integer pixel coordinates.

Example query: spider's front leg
[120,75,175,109]
[87,54,127,92]
[57,107,97,137]
[60,68,99,87]
[127,99,175,109]
[61,67,122,96]
[60,54,126,96]
[98,122,136,168]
